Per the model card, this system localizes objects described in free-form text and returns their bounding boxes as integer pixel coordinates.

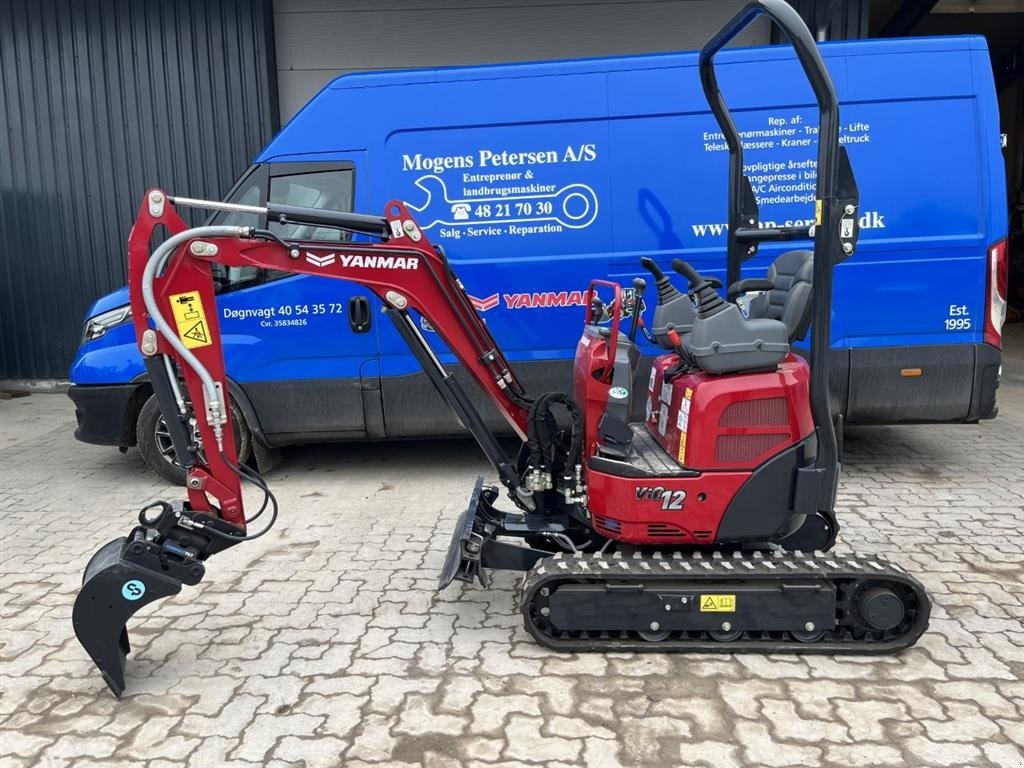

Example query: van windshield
[269,169,354,242]
[211,166,355,292]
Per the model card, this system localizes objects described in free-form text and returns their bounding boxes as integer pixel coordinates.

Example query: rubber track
[520,549,930,655]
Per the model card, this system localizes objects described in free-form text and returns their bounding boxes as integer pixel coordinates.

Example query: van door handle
[348,296,371,333]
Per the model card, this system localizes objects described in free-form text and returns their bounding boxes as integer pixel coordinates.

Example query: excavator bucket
[73,531,204,697]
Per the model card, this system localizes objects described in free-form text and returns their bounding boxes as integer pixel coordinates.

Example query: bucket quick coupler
[72,500,240,697]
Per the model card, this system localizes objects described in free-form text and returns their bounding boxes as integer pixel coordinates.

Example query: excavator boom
[136,195,533,505]
[73,193,538,695]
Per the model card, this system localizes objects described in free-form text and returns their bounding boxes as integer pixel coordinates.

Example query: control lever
[639,323,655,344]
[662,323,697,382]
[640,257,683,305]
[666,325,685,356]
[671,259,728,319]
[628,278,646,343]
[671,258,704,288]
[641,256,723,300]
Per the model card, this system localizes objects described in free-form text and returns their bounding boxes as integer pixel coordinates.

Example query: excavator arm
[132,192,532,513]
[73,191,543,696]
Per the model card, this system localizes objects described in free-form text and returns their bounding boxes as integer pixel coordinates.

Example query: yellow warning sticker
[814,199,823,226]
[169,291,211,349]
[677,387,694,464]
[700,594,736,612]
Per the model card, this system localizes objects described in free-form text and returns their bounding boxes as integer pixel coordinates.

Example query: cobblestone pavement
[2,334,1023,768]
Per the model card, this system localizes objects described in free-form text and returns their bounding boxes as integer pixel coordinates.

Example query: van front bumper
[68,384,136,446]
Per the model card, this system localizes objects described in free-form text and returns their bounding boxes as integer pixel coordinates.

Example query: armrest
[727,277,774,300]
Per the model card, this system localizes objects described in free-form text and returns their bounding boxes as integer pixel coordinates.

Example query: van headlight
[82,305,132,344]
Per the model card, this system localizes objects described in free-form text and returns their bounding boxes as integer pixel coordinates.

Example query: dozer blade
[73,533,204,697]
[439,477,490,589]
[438,477,560,590]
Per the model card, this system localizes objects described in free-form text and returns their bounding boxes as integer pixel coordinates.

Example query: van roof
[257,35,988,163]
[326,35,984,89]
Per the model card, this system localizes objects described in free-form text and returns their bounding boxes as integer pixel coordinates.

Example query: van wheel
[136,394,252,485]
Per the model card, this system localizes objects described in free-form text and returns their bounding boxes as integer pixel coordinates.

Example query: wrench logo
[406,175,599,231]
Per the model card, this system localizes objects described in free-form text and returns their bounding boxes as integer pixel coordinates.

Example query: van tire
[136,394,252,485]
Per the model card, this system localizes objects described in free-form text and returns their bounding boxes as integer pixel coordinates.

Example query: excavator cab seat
[666,258,789,376]
[684,304,790,375]
[729,249,814,343]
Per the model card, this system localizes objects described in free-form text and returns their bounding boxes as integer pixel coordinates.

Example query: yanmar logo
[469,293,500,312]
[305,252,335,268]
[503,290,588,310]
[467,290,587,312]
[468,288,641,314]
[305,251,420,270]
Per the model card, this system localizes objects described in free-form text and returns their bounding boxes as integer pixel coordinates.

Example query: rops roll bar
[698,0,860,516]
[699,0,859,286]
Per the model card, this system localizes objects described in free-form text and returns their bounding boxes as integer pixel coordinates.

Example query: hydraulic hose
[142,225,249,445]
[526,392,583,489]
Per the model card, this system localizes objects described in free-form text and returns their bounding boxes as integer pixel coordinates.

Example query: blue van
[69,35,1008,483]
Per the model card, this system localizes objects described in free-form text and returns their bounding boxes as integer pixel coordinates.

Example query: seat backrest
[761,249,814,342]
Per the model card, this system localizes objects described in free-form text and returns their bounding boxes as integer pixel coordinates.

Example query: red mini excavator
[74,0,929,697]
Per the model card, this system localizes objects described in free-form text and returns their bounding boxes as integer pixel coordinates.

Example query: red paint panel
[573,326,612,454]
[645,354,813,471]
[586,467,750,545]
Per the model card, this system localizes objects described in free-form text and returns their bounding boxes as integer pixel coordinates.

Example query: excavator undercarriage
[520,551,928,654]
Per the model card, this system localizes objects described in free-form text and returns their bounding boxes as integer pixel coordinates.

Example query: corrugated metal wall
[0,0,277,379]
[273,0,868,126]
[781,0,869,41]
[273,0,773,121]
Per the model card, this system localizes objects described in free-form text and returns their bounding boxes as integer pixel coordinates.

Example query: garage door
[274,0,769,120]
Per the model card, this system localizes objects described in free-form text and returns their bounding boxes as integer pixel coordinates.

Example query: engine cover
[645,353,814,471]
